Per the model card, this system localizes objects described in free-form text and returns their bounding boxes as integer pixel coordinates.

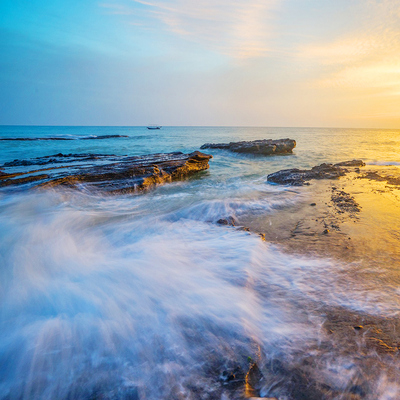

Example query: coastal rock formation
[267,159,365,186]
[0,134,129,141]
[359,170,400,187]
[3,153,120,167]
[0,151,212,193]
[200,138,296,155]
[331,188,361,214]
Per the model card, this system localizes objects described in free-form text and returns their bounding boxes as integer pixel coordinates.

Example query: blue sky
[1,0,399,127]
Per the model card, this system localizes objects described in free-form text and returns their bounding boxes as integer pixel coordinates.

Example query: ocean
[0,126,400,399]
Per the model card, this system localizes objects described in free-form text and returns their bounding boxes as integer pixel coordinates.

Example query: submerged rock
[359,170,400,187]
[267,160,365,186]
[200,138,296,155]
[216,216,236,226]
[331,189,361,214]
[0,151,212,193]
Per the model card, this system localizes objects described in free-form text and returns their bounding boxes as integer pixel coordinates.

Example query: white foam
[0,190,399,399]
[367,161,400,166]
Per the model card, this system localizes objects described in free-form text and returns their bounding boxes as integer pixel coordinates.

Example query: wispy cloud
[99,3,135,16]
[100,0,282,58]
[297,0,400,98]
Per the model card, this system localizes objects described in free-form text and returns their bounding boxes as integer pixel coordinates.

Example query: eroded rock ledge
[267,159,365,186]
[200,138,296,155]
[0,151,212,193]
[0,134,128,141]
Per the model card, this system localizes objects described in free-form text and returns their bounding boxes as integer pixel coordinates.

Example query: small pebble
[323,229,329,234]
[354,325,363,331]
[310,202,316,206]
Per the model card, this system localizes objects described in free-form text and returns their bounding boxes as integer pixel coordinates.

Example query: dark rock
[0,174,50,187]
[245,363,264,397]
[267,160,365,186]
[331,191,361,214]
[310,203,316,206]
[0,151,212,193]
[81,134,129,140]
[360,170,400,186]
[217,216,236,226]
[200,138,296,155]
[246,363,263,387]
[0,134,128,141]
[2,153,118,167]
[334,160,365,167]
[219,366,246,389]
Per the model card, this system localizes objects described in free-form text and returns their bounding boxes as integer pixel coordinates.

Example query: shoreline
[1,149,400,399]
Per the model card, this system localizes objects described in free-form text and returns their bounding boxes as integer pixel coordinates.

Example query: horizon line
[1,124,399,130]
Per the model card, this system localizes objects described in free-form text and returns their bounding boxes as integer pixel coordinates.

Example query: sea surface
[1,126,400,399]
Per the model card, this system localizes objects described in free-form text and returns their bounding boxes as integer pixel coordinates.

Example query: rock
[246,363,263,389]
[360,170,400,186]
[354,325,363,331]
[310,203,316,206]
[0,174,50,187]
[200,138,296,155]
[331,190,361,214]
[267,160,365,186]
[0,134,128,141]
[245,363,264,397]
[2,153,119,167]
[217,216,236,226]
[334,160,365,167]
[219,366,246,389]
[0,151,212,193]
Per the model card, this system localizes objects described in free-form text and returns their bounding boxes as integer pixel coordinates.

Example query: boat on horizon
[147,125,162,130]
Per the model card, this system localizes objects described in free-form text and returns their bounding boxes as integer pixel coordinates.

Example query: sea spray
[1,190,399,399]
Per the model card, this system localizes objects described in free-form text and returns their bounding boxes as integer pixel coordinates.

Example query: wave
[0,190,399,399]
[367,161,400,166]
[166,194,299,224]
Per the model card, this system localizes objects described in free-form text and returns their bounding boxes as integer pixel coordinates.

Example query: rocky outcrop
[0,134,128,141]
[3,153,120,167]
[200,138,296,155]
[267,160,365,186]
[359,170,400,187]
[0,151,212,193]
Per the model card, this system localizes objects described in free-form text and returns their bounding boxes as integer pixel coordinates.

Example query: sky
[0,0,400,127]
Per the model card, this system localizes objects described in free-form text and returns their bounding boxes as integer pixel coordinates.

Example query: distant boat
[147,125,162,130]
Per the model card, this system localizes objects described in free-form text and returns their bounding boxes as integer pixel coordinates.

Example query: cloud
[100,0,282,58]
[317,62,400,92]
[99,3,135,15]
[295,0,400,97]
[298,37,380,66]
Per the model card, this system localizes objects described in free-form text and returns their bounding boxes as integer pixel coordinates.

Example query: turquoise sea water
[1,126,400,167]
[1,126,400,399]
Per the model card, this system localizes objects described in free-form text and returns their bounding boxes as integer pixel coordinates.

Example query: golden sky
[1,0,399,127]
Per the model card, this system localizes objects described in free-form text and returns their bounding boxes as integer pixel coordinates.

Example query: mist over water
[1,126,400,399]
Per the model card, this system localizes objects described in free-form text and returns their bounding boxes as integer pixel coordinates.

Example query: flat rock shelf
[0,151,213,194]
[267,159,365,186]
[200,138,296,155]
